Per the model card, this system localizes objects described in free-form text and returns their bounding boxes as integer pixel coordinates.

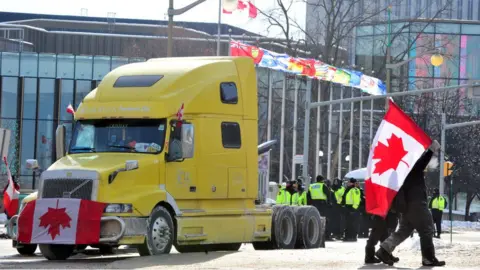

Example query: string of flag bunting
[230,40,387,96]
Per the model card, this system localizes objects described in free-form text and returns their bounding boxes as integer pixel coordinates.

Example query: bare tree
[259,0,456,180]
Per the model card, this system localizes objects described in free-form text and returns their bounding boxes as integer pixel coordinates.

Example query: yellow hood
[49,153,159,175]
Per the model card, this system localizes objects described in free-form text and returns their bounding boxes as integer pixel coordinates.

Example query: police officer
[342,178,361,241]
[276,180,299,205]
[332,178,346,239]
[429,188,447,238]
[307,175,332,239]
[297,178,307,206]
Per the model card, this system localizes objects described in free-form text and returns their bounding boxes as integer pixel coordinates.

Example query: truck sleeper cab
[9,57,325,260]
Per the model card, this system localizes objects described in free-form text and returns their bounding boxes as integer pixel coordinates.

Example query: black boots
[365,247,381,264]
[422,257,446,267]
[375,247,394,266]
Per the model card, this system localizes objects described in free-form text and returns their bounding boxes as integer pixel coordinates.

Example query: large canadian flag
[18,198,106,245]
[365,99,432,218]
[3,156,19,218]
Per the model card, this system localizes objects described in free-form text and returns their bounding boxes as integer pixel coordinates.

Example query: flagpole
[217,0,222,56]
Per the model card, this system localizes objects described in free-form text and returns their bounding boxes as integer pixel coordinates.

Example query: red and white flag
[66,104,75,115]
[365,99,432,218]
[176,103,184,128]
[222,0,257,18]
[2,156,19,218]
[17,198,106,245]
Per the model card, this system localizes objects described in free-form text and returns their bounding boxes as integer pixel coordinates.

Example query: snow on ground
[442,220,480,231]
[1,231,480,269]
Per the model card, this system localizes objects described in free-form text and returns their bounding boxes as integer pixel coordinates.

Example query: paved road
[0,231,479,269]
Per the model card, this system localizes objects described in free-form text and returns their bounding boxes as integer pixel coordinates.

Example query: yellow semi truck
[9,57,325,260]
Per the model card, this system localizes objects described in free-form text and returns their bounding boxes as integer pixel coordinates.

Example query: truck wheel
[294,206,322,249]
[39,244,75,260]
[272,206,297,249]
[137,206,174,256]
[16,244,37,256]
[252,205,286,250]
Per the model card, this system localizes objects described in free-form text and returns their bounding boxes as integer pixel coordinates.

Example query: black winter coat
[394,149,434,211]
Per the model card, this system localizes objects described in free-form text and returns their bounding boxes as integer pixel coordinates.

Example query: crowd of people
[276,141,447,267]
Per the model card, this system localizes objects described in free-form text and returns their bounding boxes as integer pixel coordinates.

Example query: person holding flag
[364,99,445,267]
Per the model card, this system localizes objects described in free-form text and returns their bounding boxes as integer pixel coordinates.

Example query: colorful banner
[230,40,386,96]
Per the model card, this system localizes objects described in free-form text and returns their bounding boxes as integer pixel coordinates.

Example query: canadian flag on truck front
[18,198,106,244]
[365,99,432,218]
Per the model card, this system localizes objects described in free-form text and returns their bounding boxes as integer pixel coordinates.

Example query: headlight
[104,204,133,213]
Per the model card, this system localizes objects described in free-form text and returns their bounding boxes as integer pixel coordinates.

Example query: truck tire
[16,244,37,256]
[294,206,322,249]
[137,206,174,256]
[39,244,75,260]
[272,206,297,249]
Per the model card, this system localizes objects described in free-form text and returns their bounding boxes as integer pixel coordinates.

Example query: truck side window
[220,82,238,104]
[221,122,241,149]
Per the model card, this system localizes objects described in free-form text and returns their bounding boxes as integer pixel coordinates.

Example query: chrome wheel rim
[151,217,171,252]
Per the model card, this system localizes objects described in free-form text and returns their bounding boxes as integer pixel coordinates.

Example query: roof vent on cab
[113,75,164,88]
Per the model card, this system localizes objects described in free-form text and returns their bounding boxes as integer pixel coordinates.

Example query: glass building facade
[0,52,146,189]
[355,20,480,113]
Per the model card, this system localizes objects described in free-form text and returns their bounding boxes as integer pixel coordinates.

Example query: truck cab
[10,57,324,260]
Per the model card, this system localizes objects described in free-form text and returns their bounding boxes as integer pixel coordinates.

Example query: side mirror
[108,160,139,184]
[181,123,194,159]
[26,159,39,170]
[166,121,194,162]
[55,125,66,159]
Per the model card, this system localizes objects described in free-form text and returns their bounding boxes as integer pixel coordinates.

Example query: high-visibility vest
[309,183,327,200]
[335,186,345,204]
[297,191,307,205]
[345,187,361,209]
[276,188,297,205]
[432,196,446,211]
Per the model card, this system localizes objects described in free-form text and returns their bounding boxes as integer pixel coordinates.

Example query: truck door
[165,121,197,200]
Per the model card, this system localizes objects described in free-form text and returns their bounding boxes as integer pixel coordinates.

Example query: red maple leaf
[39,200,72,240]
[372,134,409,175]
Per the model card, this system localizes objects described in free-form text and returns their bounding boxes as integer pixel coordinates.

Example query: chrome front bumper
[8,215,129,243]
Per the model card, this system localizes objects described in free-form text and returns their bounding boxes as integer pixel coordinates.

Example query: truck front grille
[41,178,93,200]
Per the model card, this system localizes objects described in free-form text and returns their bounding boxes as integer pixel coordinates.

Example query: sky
[0,0,306,39]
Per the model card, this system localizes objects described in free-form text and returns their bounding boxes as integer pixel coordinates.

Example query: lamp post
[385,5,392,110]
[167,0,207,57]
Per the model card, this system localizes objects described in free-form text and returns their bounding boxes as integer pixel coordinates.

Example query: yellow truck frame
[9,57,325,260]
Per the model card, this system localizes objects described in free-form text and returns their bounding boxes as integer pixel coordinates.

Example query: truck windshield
[69,119,167,154]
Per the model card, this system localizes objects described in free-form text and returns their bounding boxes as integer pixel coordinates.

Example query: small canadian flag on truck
[66,104,75,115]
